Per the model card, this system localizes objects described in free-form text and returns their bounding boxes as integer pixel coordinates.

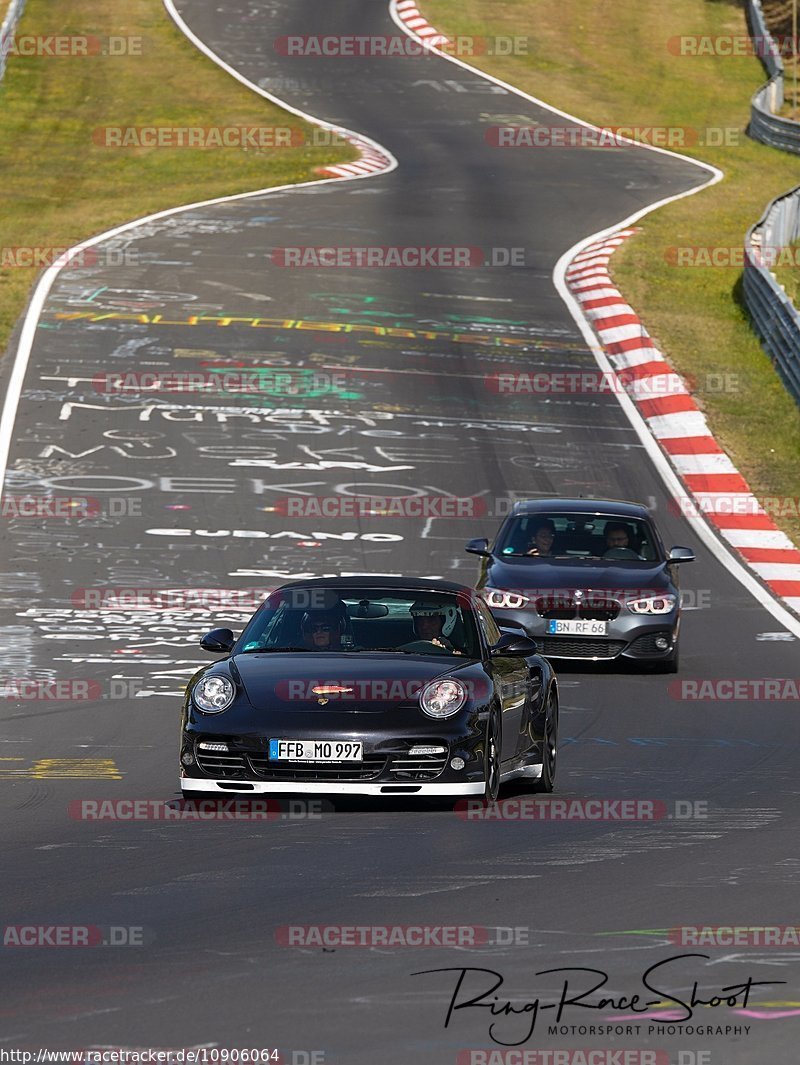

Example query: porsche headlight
[628,594,677,615]
[483,587,529,610]
[193,674,235,714]
[420,678,467,719]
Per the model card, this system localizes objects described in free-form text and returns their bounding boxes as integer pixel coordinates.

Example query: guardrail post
[0,0,28,83]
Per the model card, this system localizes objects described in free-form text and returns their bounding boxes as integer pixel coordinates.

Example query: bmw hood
[483,557,673,595]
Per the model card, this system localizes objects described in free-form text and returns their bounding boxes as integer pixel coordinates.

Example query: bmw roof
[510,498,652,519]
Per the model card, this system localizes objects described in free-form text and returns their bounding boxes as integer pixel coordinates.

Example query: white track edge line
[0,0,398,494]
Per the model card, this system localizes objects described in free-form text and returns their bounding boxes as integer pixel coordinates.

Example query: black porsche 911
[467,498,695,672]
[180,576,558,801]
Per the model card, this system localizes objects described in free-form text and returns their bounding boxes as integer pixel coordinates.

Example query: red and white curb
[566,229,800,616]
[319,133,394,179]
[392,0,800,631]
[394,0,451,47]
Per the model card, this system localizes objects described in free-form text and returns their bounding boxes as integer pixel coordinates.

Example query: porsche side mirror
[466,537,491,557]
[491,632,538,657]
[200,628,235,654]
[668,546,695,563]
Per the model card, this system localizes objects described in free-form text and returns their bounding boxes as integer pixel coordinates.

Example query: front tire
[532,689,558,793]
[483,712,501,804]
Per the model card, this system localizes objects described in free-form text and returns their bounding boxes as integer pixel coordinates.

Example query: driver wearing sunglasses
[300,607,345,650]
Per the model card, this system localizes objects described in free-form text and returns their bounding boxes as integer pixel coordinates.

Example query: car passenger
[526,518,556,557]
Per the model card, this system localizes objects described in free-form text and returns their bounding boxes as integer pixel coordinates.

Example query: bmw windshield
[497,512,662,562]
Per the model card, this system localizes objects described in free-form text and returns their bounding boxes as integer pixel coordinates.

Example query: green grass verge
[0,0,356,355]
[427,0,800,546]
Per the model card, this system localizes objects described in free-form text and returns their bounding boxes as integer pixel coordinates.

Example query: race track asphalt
[0,1,798,1061]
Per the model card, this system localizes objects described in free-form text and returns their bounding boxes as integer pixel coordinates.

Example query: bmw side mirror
[491,632,538,657]
[466,537,491,557]
[668,546,695,563]
[200,628,235,654]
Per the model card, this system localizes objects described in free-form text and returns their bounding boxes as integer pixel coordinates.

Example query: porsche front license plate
[547,619,608,636]
[269,739,363,763]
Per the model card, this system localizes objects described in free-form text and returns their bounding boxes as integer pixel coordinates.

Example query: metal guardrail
[0,0,26,83]
[743,185,800,405]
[745,0,800,150]
[741,3,800,406]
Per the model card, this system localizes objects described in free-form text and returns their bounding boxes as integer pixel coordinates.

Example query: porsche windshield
[497,513,660,561]
[238,587,481,657]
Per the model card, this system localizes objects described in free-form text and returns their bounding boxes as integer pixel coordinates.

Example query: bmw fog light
[450,757,466,771]
[654,636,671,651]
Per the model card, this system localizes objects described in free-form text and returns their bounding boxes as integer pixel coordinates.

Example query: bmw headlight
[192,674,235,714]
[483,587,529,610]
[628,594,677,615]
[420,678,467,719]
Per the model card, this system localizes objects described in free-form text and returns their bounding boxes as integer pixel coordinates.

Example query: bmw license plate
[547,619,608,636]
[269,739,363,763]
